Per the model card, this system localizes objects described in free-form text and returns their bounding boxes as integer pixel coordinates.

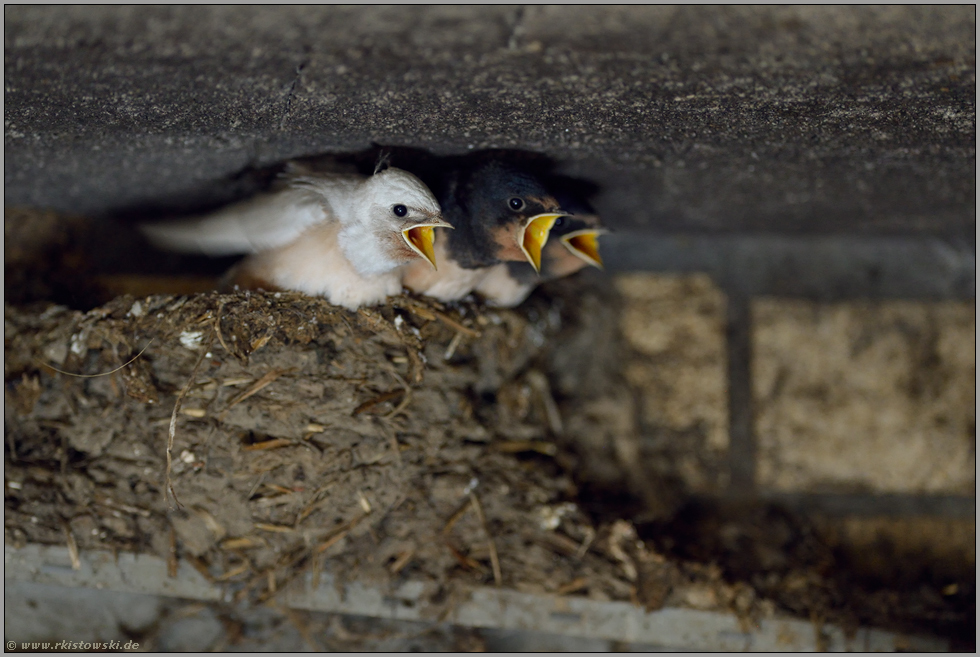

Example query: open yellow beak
[560,229,606,269]
[402,223,447,270]
[519,213,563,273]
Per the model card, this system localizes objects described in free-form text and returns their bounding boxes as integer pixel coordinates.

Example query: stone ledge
[3,544,950,652]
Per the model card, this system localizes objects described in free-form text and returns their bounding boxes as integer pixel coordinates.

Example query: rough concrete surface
[4,580,161,645]
[752,298,976,494]
[4,580,490,652]
[4,6,975,237]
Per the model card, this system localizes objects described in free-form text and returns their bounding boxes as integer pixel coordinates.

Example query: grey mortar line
[724,290,757,495]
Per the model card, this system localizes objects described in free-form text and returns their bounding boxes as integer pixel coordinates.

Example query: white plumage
[140,187,328,256]
[140,166,450,309]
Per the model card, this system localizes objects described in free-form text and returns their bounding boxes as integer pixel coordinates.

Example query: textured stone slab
[4,544,949,651]
[753,299,976,494]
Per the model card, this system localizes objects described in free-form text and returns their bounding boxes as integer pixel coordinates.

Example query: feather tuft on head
[373,151,392,175]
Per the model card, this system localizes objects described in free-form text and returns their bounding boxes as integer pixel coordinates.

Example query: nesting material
[4,290,747,616]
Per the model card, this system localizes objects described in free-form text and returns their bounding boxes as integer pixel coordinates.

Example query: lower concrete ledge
[4,543,949,652]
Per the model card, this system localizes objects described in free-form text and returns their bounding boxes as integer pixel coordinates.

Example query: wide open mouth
[559,229,606,269]
[402,224,445,269]
[518,213,564,272]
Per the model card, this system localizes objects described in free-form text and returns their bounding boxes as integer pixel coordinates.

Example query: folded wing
[140,187,330,256]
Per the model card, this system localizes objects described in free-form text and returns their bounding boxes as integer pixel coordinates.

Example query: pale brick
[753,299,975,494]
[614,273,729,491]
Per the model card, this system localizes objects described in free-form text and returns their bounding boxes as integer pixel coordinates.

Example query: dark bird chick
[400,155,570,302]
[474,185,606,307]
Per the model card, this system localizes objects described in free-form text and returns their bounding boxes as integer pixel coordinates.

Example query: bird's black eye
[508,197,525,211]
[553,216,565,229]
[393,204,408,217]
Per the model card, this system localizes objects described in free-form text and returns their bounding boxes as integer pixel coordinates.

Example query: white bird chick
[141,165,452,309]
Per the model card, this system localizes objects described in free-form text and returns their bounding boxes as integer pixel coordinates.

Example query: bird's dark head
[450,160,570,271]
[501,182,608,284]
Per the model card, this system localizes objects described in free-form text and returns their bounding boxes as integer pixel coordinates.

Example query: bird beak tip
[519,213,562,272]
[562,230,605,269]
[403,225,439,269]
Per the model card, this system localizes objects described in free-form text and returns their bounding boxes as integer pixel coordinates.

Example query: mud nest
[3,288,761,619]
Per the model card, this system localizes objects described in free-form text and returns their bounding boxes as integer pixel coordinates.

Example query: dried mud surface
[4,288,760,623]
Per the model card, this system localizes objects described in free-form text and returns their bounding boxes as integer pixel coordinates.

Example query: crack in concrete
[279,55,310,132]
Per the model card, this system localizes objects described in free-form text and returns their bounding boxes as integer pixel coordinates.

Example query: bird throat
[337,224,399,277]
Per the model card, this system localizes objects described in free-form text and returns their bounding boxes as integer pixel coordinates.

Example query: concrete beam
[4,7,975,237]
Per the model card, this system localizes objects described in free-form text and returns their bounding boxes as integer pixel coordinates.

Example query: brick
[615,273,729,491]
[753,299,975,494]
